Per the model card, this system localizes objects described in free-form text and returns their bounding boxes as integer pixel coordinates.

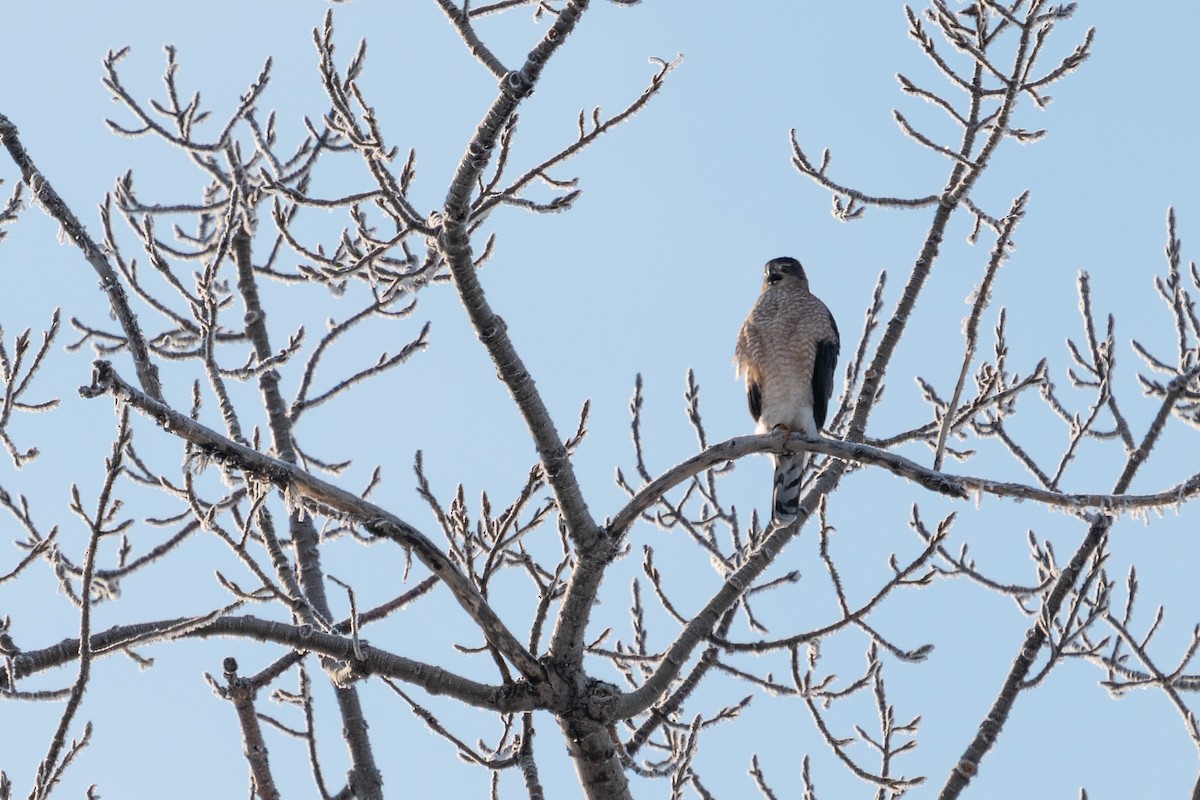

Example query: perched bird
[735,256,840,527]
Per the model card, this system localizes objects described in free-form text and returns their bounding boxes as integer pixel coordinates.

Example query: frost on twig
[2,2,1198,799]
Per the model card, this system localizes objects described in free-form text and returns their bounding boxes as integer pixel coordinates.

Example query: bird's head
[763,256,809,291]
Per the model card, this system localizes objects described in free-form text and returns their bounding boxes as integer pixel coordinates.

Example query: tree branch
[0,114,163,401]
[77,359,546,682]
[3,612,544,713]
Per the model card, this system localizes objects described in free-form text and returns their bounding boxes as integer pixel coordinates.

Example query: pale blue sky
[3,2,1199,798]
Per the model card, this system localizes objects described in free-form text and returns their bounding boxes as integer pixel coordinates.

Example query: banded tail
[771,452,805,527]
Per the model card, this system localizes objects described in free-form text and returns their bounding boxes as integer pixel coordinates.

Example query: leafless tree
[2,2,1199,799]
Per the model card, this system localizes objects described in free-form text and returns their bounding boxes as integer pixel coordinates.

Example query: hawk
[735,256,840,527]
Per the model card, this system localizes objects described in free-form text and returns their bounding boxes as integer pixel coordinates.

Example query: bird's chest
[743,308,821,432]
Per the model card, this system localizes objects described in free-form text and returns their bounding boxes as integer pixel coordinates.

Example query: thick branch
[78,359,546,682]
[610,466,840,720]
[232,224,382,799]
[3,613,544,713]
[611,432,1200,536]
[433,0,623,694]
[938,332,1195,799]
[0,114,163,400]
[934,515,1111,800]
[217,659,282,800]
[438,0,599,554]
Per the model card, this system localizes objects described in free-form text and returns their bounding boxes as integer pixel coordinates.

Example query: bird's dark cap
[765,256,806,281]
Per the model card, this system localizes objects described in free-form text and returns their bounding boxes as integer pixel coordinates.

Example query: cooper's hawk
[735,256,840,527]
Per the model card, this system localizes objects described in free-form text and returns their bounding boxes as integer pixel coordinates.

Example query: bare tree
[2,2,1199,799]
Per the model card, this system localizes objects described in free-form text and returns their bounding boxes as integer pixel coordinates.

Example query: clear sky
[2,2,1199,798]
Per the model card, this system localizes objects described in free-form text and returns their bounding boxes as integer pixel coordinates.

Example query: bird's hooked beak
[766,262,784,284]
